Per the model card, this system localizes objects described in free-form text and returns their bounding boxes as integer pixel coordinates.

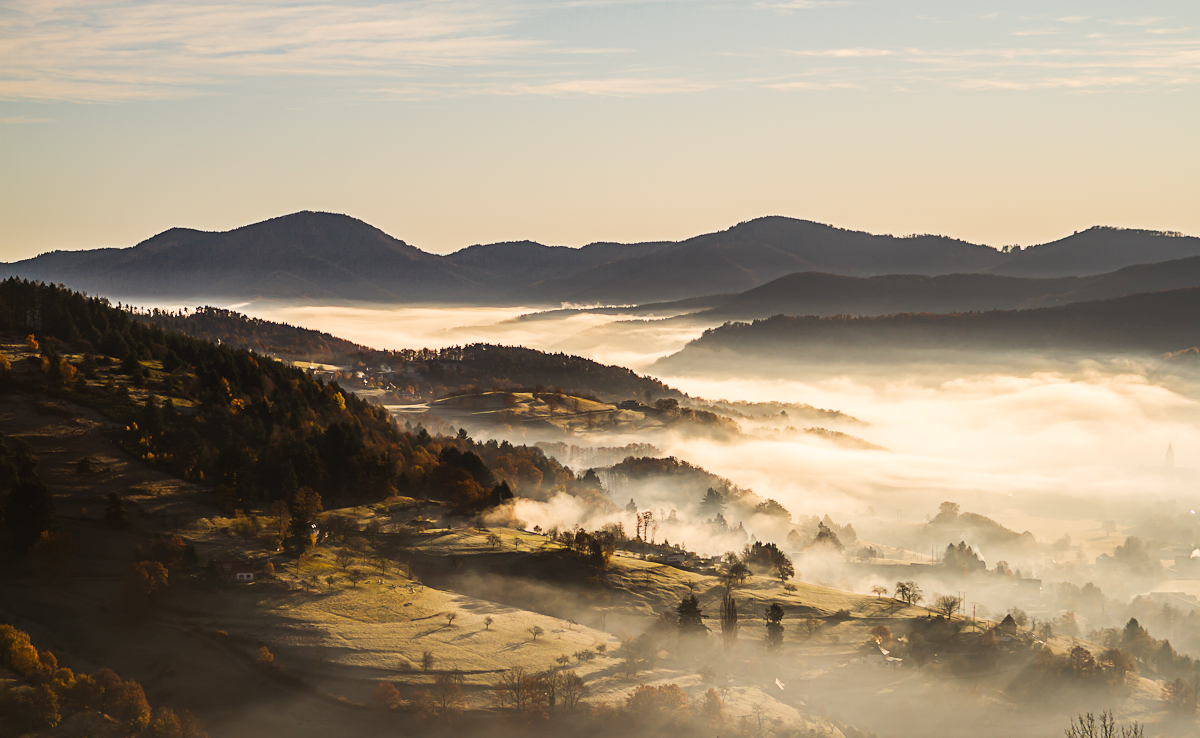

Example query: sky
[1,0,1198,261]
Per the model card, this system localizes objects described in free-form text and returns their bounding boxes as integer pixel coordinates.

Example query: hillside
[5,212,1197,306]
[137,305,366,361]
[684,256,1200,322]
[655,287,1200,371]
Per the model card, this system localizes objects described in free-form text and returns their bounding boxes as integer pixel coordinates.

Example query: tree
[1064,711,1144,738]
[486,532,502,549]
[528,625,544,641]
[626,684,688,716]
[108,679,152,732]
[421,651,435,672]
[558,671,587,711]
[1164,677,1198,714]
[126,560,168,599]
[347,569,365,587]
[720,593,739,652]
[495,667,532,713]
[755,499,790,520]
[256,646,274,667]
[484,616,494,630]
[677,595,707,638]
[445,611,458,627]
[812,521,844,551]
[700,688,724,727]
[698,488,726,518]
[334,549,353,571]
[371,681,402,709]
[105,492,128,529]
[764,603,785,650]
[721,558,750,590]
[932,594,962,618]
[773,553,795,583]
[428,673,466,717]
[871,585,888,598]
[894,581,923,606]
[285,486,322,554]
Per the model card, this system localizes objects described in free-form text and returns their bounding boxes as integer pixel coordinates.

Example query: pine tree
[698,488,726,518]
[764,603,785,650]
[677,595,706,638]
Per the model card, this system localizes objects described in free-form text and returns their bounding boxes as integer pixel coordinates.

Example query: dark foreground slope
[5,212,1196,306]
[655,287,1200,370]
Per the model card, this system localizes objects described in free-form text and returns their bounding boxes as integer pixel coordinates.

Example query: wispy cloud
[772,33,1200,93]
[0,115,53,124]
[785,48,893,57]
[504,77,711,97]
[0,1,542,102]
[757,1,849,10]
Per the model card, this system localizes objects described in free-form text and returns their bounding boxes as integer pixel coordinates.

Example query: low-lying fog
[248,302,1200,613]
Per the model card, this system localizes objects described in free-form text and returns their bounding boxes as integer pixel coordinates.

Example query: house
[214,560,255,583]
[998,614,1018,637]
[865,643,903,668]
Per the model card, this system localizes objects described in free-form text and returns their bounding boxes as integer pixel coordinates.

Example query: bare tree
[445,611,458,627]
[335,549,353,571]
[421,651,435,672]
[528,625,545,641]
[348,569,366,587]
[799,616,820,640]
[1064,711,1144,738]
[484,616,494,630]
[495,667,530,713]
[871,585,888,598]
[559,671,588,711]
[932,594,962,618]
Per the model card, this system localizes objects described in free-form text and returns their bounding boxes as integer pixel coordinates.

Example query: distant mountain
[654,287,1200,370]
[988,227,1200,278]
[683,256,1200,322]
[5,212,1197,306]
[5,212,470,303]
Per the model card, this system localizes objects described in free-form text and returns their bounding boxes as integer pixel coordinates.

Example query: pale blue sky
[1,1,1197,259]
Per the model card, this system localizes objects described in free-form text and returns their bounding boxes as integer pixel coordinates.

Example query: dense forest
[134,306,364,362]
[355,344,685,403]
[665,287,1200,362]
[0,280,607,548]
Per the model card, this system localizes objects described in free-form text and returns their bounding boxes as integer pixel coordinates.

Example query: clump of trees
[1009,644,1139,702]
[0,624,206,736]
[555,525,622,570]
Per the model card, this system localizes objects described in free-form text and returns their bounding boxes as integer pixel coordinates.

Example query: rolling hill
[4,212,1197,306]
[654,287,1200,370]
[681,255,1200,322]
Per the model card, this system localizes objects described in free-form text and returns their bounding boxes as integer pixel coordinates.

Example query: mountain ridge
[5,211,1197,306]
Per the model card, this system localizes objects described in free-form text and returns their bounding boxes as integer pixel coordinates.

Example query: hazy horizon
[3,0,1199,261]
